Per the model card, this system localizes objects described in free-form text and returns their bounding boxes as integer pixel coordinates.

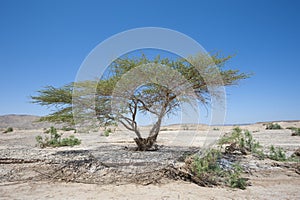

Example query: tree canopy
[32,53,250,150]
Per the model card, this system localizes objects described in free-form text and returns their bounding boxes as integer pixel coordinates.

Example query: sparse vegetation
[191,149,221,179]
[287,127,300,136]
[36,126,81,148]
[218,127,243,145]
[184,128,266,190]
[188,149,247,189]
[291,148,300,162]
[160,128,169,131]
[104,128,112,137]
[218,127,264,158]
[228,164,248,190]
[61,126,76,132]
[3,127,13,133]
[268,145,287,161]
[219,128,299,163]
[213,127,220,131]
[266,123,282,130]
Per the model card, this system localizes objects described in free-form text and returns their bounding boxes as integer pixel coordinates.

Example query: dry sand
[1,121,300,199]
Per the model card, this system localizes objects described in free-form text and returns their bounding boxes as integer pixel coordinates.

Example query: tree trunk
[134,136,158,151]
[133,101,167,151]
[133,113,163,151]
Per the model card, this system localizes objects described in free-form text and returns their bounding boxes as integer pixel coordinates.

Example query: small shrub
[104,128,112,137]
[183,125,189,130]
[266,123,282,130]
[290,128,300,136]
[192,149,221,175]
[219,128,264,159]
[213,127,220,131]
[218,127,243,145]
[228,164,247,190]
[35,135,43,145]
[36,126,81,148]
[189,149,248,189]
[286,126,297,130]
[268,145,287,161]
[3,127,13,133]
[60,135,81,147]
[190,149,223,185]
[244,130,262,152]
[289,148,300,162]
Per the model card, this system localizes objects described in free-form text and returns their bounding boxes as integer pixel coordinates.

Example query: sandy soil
[1,122,300,199]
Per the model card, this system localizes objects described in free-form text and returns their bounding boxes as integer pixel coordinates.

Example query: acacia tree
[32,54,250,151]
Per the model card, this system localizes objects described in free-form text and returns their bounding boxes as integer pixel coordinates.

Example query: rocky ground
[0,120,300,199]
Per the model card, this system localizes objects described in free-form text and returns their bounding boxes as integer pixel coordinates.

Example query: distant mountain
[0,114,52,130]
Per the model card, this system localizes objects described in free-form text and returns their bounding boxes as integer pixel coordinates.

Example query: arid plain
[0,115,299,199]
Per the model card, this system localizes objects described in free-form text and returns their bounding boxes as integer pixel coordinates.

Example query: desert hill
[0,114,51,130]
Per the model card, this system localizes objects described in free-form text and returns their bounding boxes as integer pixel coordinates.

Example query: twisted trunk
[134,102,167,151]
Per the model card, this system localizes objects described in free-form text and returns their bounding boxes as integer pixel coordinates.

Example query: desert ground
[0,117,300,200]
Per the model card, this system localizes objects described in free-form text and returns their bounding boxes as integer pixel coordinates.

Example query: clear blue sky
[0,0,299,124]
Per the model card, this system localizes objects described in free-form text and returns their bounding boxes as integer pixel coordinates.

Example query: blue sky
[0,0,299,124]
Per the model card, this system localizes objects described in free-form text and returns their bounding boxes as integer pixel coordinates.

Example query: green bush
[218,127,243,145]
[104,128,112,137]
[218,127,264,158]
[186,128,259,189]
[192,149,221,176]
[36,126,81,148]
[3,127,13,133]
[286,126,297,130]
[292,130,300,136]
[266,123,282,130]
[228,164,247,190]
[189,149,248,189]
[287,127,300,136]
[60,135,81,146]
[268,145,286,161]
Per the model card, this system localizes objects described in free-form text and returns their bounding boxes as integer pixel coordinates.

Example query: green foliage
[36,126,81,148]
[266,123,282,130]
[244,130,262,153]
[190,149,248,189]
[31,54,251,150]
[104,128,112,137]
[31,84,74,125]
[213,127,220,131]
[60,135,81,146]
[3,127,13,133]
[218,127,243,145]
[268,145,287,161]
[290,149,300,162]
[189,127,296,190]
[192,149,222,176]
[287,127,300,136]
[228,164,247,190]
[286,126,297,130]
[219,127,264,159]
